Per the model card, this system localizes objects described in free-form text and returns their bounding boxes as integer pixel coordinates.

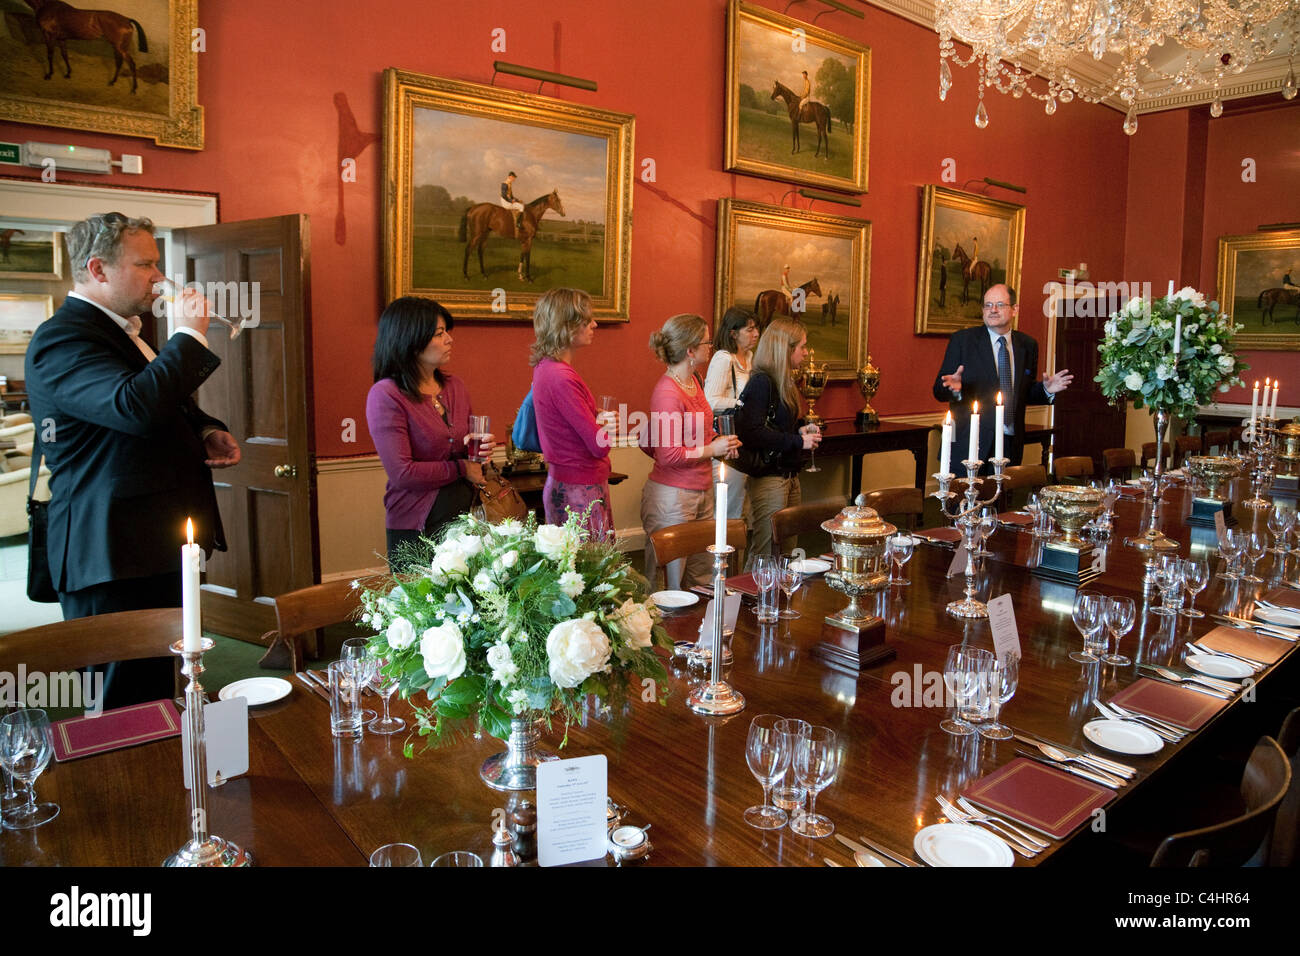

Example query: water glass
[744,714,791,830]
[370,843,423,867]
[790,725,839,838]
[941,645,989,735]
[467,415,491,462]
[0,709,58,829]
[1102,595,1136,665]
[1151,554,1181,617]
[431,851,483,867]
[329,660,364,739]
[1180,556,1208,618]
[749,554,779,623]
[977,654,1019,740]
[341,638,377,722]
[1218,528,1245,580]
[886,533,913,586]
[771,718,809,813]
[1070,590,1104,663]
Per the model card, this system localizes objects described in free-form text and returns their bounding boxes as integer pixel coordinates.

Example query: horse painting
[820,291,840,326]
[755,277,822,327]
[934,247,948,308]
[23,0,149,94]
[459,189,565,283]
[1257,287,1300,325]
[0,230,25,263]
[952,241,992,305]
[770,81,832,159]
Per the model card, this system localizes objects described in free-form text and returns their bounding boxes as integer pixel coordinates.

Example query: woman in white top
[703,306,759,521]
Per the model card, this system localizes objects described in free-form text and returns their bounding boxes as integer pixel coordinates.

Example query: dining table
[2,475,1296,868]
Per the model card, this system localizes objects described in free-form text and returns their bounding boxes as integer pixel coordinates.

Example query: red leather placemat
[1108,678,1226,730]
[998,512,1034,527]
[724,573,759,596]
[964,758,1113,840]
[52,699,182,762]
[915,526,961,544]
[1198,626,1290,665]
[1262,588,1300,610]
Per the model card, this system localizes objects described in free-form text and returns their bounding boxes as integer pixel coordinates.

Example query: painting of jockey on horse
[725,1,870,193]
[1216,230,1300,348]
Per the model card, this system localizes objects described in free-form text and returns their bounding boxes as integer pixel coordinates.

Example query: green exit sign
[0,142,20,165]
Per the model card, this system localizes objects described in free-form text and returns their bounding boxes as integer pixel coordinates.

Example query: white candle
[715,464,728,550]
[968,401,980,464]
[1271,380,1281,418]
[1250,381,1260,435]
[1263,378,1272,419]
[994,392,1005,461]
[1172,312,1181,356]
[1167,280,1175,298]
[940,411,953,476]
[181,518,202,652]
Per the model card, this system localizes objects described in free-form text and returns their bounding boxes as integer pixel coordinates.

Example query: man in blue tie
[933,284,1073,474]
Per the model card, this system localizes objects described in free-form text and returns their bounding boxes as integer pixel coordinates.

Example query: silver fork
[1094,700,1183,741]
[934,795,1038,858]
[1140,665,1233,698]
[956,796,1052,849]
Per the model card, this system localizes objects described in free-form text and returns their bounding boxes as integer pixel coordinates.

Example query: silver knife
[1014,749,1121,788]
[1211,615,1298,641]
[835,833,915,867]
[823,857,844,867]
[1138,670,1232,699]
[1011,733,1135,778]
[294,671,330,701]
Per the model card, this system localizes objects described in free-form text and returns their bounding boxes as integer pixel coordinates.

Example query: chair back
[266,575,372,671]
[772,496,850,551]
[1101,448,1136,481]
[1140,440,1171,469]
[1174,434,1202,458]
[1053,455,1094,482]
[1203,429,1230,454]
[858,488,922,531]
[1268,708,1300,867]
[649,519,746,587]
[999,464,1047,510]
[1151,736,1290,866]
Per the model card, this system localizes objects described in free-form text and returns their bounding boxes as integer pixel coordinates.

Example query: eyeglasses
[983,301,1012,312]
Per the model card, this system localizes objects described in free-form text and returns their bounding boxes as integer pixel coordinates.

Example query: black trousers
[385,479,475,572]
[58,571,183,711]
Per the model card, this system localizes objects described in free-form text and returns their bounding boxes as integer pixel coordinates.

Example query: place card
[537,753,608,867]
[986,594,1021,663]
[1214,510,1227,548]
[52,700,181,762]
[947,542,968,578]
[699,592,742,643]
[182,697,249,788]
[965,758,1113,840]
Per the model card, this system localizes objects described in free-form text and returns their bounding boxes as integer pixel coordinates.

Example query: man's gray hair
[67,212,155,282]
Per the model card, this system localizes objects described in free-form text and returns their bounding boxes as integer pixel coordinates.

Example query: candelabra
[931,457,1007,618]
[687,545,745,716]
[1243,416,1277,510]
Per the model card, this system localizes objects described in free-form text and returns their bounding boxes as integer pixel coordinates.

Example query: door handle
[274,464,297,478]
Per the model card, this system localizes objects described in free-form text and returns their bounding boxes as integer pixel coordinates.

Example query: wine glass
[744,714,791,830]
[789,725,839,838]
[1267,505,1294,555]
[976,507,998,556]
[1180,556,1209,618]
[1102,595,1136,665]
[0,709,59,829]
[1151,554,1181,617]
[941,644,987,735]
[431,851,483,867]
[748,554,779,624]
[777,556,803,619]
[467,415,491,462]
[886,533,913,586]
[1070,590,1104,663]
[803,424,821,473]
[368,655,406,735]
[342,638,377,722]
[1217,527,1245,580]
[977,653,1019,740]
[154,276,250,340]
[1242,530,1268,584]
[370,843,423,866]
[771,718,809,816]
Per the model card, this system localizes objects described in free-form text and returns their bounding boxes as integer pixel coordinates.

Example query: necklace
[669,368,696,391]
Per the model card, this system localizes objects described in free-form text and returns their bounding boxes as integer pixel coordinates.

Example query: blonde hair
[648,313,708,366]
[529,288,593,366]
[752,316,806,414]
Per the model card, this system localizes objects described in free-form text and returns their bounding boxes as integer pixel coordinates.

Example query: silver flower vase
[480,715,558,792]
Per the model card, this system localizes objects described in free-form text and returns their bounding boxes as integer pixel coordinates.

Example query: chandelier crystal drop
[934,1,1300,131]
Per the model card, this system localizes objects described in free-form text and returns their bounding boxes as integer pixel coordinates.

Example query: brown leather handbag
[475,461,529,523]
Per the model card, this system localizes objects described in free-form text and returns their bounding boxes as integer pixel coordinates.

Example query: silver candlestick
[1243,416,1276,510]
[687,545,746,716]
[931,457,1008,619]
[164,638,252,867]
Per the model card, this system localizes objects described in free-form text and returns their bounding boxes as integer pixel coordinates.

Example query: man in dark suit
[933,284,1073,473]
[25,212,240,623]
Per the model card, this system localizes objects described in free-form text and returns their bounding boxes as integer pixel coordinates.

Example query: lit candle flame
[996,391,1003,406]
[972,401,979,414]
[944,411,952,425]
[186,518,194,546]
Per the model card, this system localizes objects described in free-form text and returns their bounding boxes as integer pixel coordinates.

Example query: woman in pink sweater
[640,314,740,590]
[529,288,616,540]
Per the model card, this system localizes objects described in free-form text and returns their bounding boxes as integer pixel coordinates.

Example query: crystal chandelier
[935,1,1300,134]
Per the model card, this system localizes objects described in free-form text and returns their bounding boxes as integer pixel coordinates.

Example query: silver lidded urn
[821,495,895,629]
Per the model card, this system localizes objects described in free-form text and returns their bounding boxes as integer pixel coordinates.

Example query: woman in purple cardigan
[529,288,615,540]
[366,297,491,569]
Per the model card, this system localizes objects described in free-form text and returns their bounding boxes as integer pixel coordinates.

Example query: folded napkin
[914,526,961,544]
[1262,588,1300,611]
[964,757,1113,840]
[1198,625,1290,665]
[52,699,182,762]
[1108,677,1227,731]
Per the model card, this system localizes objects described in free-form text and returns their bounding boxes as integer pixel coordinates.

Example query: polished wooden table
[814,419,934,494]
[2,480,1295,866]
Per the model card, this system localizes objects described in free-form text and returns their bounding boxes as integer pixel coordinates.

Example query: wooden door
[170,215,317,642]
[1051,290,1126,473]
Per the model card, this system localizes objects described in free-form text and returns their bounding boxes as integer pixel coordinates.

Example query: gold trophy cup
[798,350,829,428]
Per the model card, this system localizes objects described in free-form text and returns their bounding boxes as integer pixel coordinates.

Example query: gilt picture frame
[1216,229,1300,352]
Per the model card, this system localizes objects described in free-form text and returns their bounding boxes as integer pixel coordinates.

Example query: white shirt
[703,349,751,413]
[67,291,209,362]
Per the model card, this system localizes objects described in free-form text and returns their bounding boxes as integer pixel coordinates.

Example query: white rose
[420,621,467,680]
[1210,343,1222,355]
[459,534,484,559]
[500,549,519,569]
[559,570,586,598]
[472,570,498,594]
[545,618,611,688]
[534,524,574,561]
[1155,364,1169,381]
[1217,355,1234,373]
[507,688,531,714]
[610,598,655,649]
[387,617,416,650]
[496,519,523,537]
[486,642,518,684]
[431,540,469,578]
[1123,371,1144,391]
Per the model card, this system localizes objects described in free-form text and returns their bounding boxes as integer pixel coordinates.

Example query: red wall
[17,0,1282,459]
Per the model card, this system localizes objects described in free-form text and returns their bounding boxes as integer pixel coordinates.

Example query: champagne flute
[0,709,59,829]
[744,714,791,830]
[777,556,803,619]
[154,276,249,340]
[1180,556,1209,618]
[341,638,377,722]
[1102,595,1136,665]
[790,725,839,838]
[887,533,913,585]
[368,655,406,735]
[1070,590,1104,663]
[771,718,809,815]
[804,424,821,474]
[978,654,1019,740]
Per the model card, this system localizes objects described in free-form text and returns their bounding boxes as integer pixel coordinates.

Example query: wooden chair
[1227,426,1245,452]
[1053,455,1094,483]
[0,608,184,700]
[858,488,923,531]
[1101,448,1136,482]
[1000,464,1046,509]
[259,574,376,670]
[1268,707,1300,867]
[1151,736,1290,867]
[771,496,849,553]
[1174,434,1202,460]
[1140,441,1171,470]
[649,519,746,588]
[1203,429,1230,455]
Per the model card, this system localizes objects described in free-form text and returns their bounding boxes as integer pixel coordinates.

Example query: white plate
[650,590,699,609]
[1184,653,1254,680]
[219,677,291,707]
[1082,718,1163,755]
[789,558,831,575]
[913,823,1013,867]
[1254,605,1300,627]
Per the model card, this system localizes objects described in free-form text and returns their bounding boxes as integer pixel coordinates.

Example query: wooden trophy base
[1186,497,1237,527]
[813,615,892,674]
[1032,540,1103,587]
[855,408,880,429]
